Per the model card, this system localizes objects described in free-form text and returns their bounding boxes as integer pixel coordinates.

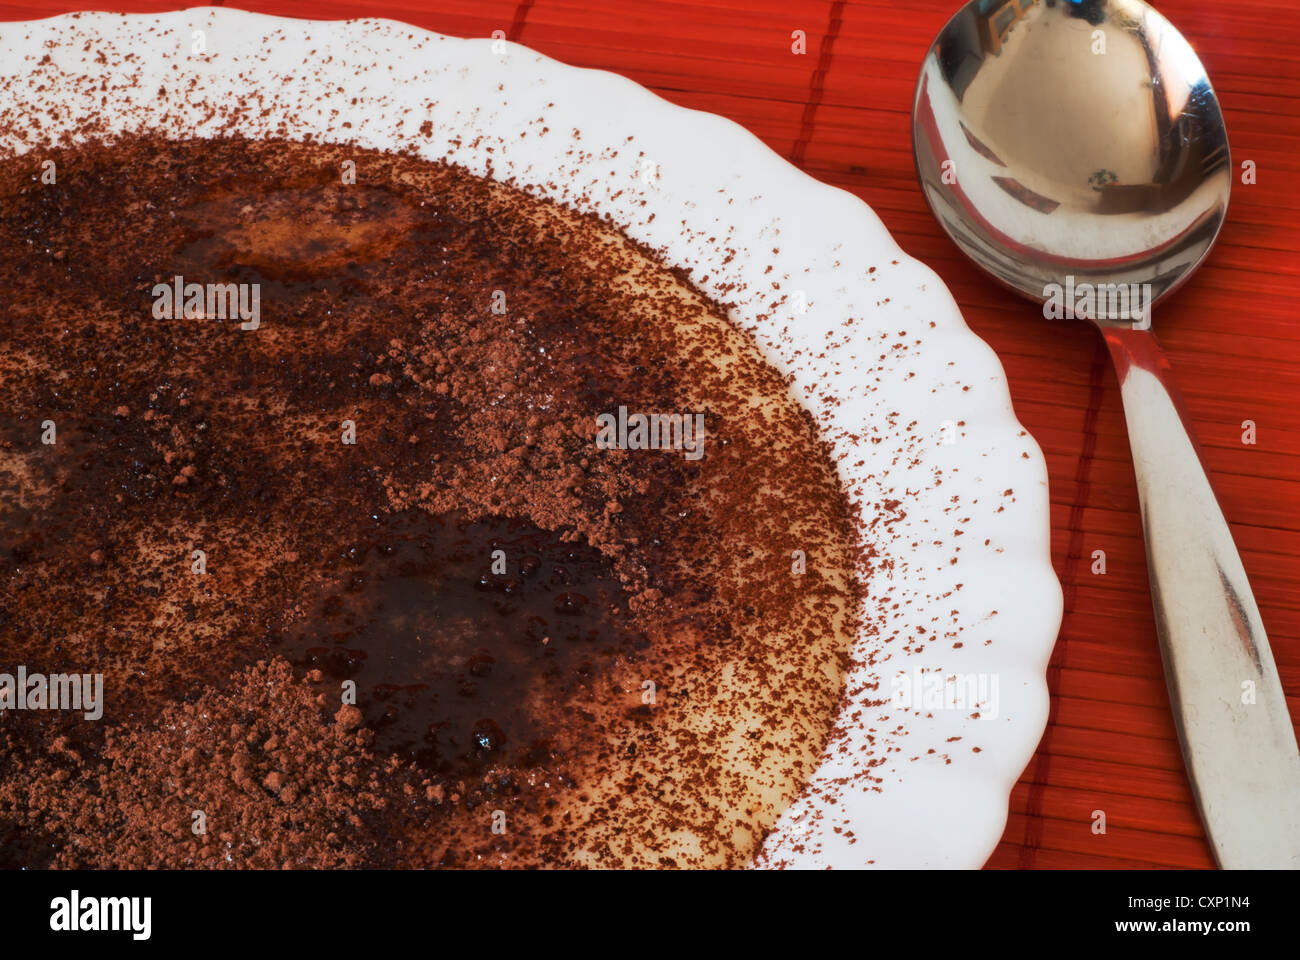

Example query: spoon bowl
[913,0,1231,324]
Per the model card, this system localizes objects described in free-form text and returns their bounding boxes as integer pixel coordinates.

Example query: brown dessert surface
[0,136,861,868]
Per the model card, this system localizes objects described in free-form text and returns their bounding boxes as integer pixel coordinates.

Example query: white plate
[0,7,1063,868]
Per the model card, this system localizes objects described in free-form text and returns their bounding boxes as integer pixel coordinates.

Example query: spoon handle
[1101,324,1300,869]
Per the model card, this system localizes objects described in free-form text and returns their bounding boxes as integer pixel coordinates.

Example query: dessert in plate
[0,9,1060,868]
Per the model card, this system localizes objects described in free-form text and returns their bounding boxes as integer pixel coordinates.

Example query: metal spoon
[912,0,1300,869]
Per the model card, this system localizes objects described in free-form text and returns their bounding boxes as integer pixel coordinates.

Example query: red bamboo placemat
[4,0,1297,869]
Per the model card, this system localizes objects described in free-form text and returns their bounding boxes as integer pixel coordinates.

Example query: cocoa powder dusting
[0,136,864,868]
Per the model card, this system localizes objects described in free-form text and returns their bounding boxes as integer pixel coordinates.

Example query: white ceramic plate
[0,7,1063,868]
